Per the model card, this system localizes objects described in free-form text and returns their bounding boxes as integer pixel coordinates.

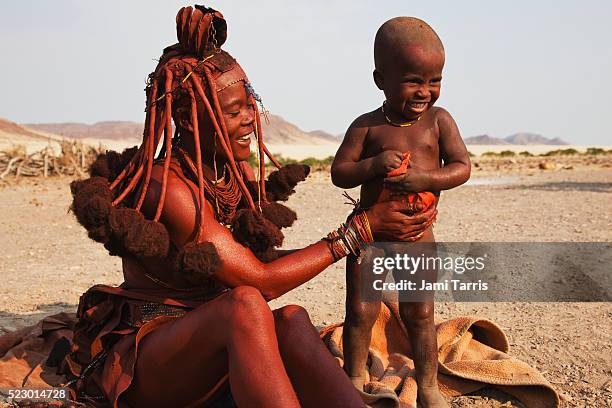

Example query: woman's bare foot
[417,385,449,408]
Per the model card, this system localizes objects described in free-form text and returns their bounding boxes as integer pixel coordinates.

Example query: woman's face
[213,82,255,162]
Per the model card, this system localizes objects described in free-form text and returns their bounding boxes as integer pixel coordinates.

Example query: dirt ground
[0,160,611,407]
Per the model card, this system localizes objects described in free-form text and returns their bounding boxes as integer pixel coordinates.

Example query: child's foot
[417,385,449,408]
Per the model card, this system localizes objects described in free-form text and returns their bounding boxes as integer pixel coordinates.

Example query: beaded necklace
[175,147,242,225]
[381,101,422,127]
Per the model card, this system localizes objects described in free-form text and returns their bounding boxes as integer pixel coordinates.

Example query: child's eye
[227,111,240,117]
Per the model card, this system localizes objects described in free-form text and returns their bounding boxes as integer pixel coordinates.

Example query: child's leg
[396,229,449,407]
[398,302,447,407]
[343,254,381,390]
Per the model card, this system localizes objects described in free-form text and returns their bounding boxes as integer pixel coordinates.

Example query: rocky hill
[25,114,338,145]
[0,118,60,142]
[0,118,64,153]
[503,132,568,145]
[463,134,510,145]
[465,133,568,145]
[25,121,144,141]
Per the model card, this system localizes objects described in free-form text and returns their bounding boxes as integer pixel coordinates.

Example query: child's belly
[378,188,436,212]
[359,181,436,212]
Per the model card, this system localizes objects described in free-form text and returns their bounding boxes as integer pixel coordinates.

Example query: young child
[331,17,471,407]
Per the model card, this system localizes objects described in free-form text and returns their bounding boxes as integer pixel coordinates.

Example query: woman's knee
[273,305,312,334]
[274,305,321,354]
[224,286,274,330]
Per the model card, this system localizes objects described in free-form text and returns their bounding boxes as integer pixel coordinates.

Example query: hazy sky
[1,1,611,144]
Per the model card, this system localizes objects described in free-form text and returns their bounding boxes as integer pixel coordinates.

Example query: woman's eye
[227,111,240,117]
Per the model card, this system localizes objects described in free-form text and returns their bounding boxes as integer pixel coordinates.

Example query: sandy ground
[1,160,611,407]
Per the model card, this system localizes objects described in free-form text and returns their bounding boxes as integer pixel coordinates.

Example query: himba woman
[63,5,436,407]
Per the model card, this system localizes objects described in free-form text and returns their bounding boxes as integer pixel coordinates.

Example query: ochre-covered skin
[330,16,471,408]
[63,6,437,408]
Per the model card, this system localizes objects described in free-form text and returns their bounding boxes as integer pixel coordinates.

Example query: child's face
[374,45,444,121]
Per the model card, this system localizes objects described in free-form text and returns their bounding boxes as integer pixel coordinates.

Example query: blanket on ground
[1,304,559,408]
[320,301,559,408]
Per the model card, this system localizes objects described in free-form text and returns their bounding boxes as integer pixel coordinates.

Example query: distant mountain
[306,129,338,142]
[465,133,569,145]
[464,134,510,145]
[503,133,569,145]
[262,115,337,144]
[25,121,143,141]
[0,118,62,144]
[25,114,339,145]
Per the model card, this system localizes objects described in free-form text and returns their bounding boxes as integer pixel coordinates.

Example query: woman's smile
[235,131,253,148]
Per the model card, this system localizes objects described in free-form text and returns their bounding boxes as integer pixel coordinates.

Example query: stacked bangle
[324,210,374,262]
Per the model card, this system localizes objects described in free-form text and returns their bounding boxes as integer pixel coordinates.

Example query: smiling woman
[18,4,437,408]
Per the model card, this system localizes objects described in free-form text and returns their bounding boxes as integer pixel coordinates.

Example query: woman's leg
[274,305,365,408]
[121,286,300,408]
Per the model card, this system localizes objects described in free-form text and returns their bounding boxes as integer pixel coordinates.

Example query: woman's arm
[144,164,436,300]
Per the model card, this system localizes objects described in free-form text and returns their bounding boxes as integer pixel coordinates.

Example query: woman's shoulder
[141,162,205,241]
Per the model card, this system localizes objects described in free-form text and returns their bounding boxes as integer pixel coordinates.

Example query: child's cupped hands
[373,150,404,175]
[384,164,432,193]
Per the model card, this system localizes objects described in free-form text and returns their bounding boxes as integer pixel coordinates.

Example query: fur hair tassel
[89,147,139,180]
[175,241,222,285]
[261,202,297,229]
[231,208,283,255]
[71,176,169,259]
[265,164,310,202]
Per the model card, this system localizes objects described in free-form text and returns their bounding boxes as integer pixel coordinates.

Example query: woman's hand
[365,200,437,242]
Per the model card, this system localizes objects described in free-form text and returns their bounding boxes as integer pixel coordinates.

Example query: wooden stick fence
[0,140,105,179]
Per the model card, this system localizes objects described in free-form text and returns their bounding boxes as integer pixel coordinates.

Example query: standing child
[331,17,471,407]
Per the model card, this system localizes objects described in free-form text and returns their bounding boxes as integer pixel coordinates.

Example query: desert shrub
[299,156,334,170]
[519,151,533,157]
[247,151,259,167]
[499,150,516,157]
[467,151,475,157]
[274,155,298,166]
[585,147,607,155]
[481,151,498,157]
[541,148,579,156]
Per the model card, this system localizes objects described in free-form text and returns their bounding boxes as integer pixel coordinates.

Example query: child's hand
[384,165,432,193]
[373,150,404,175]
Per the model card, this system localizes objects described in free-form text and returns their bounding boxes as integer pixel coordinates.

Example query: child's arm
[332,118,403,189]
[385,109,471,193]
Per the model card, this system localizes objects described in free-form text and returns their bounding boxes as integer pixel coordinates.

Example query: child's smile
[375,45,445,122]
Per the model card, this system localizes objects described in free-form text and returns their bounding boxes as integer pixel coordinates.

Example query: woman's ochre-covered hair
[71,5,309,281]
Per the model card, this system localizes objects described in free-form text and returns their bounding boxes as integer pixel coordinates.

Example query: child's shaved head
[374,17,444,71]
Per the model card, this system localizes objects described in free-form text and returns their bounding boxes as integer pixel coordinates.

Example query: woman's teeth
[236,132,252,145]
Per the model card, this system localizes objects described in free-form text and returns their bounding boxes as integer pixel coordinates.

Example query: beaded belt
[134,302,190,325]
